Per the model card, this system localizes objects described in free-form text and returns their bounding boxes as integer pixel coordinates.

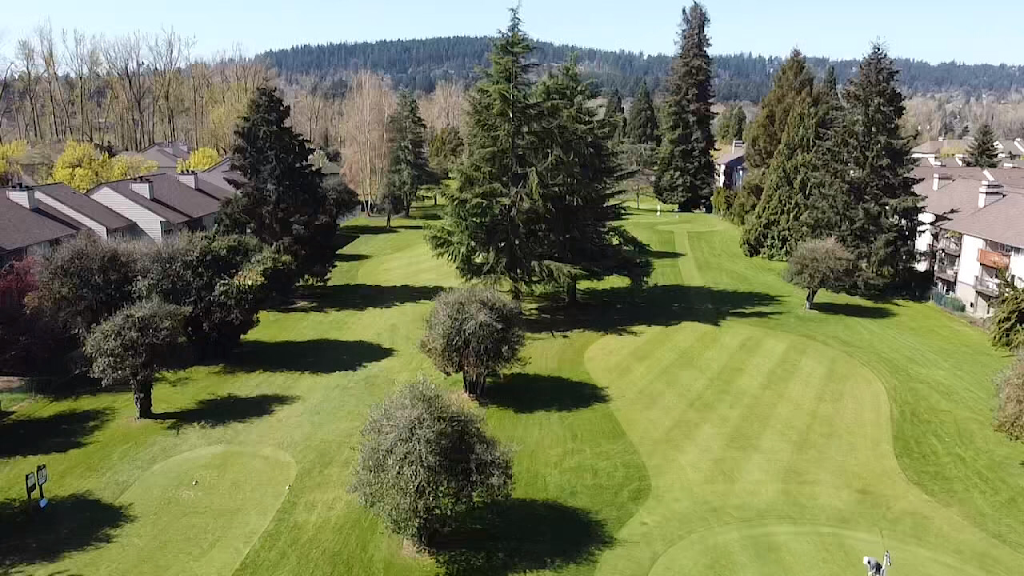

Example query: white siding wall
[35,192,108,239]
[954,235,986,316]
[915,217,935,272]
[89,187,167,242]
[1010,250,1024,282]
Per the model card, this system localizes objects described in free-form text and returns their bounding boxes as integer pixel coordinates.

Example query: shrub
[84,299,188,419]
[991,284,1024,350]
[29,234,143,337]
[785,237,856,309]
[420,286,524,397]
[176,147,221,172]
[995,355,1024,442]
[137,233,291,357]
[351,379,512,546]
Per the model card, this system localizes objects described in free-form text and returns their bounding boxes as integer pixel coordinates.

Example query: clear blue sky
[2,0,1018,65]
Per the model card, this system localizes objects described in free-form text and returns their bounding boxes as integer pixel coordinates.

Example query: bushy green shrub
[351,379,512,546]
[995,355,1024,442]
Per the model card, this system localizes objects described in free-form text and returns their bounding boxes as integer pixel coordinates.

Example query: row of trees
[426,9,653,301]
[718,47,921,294]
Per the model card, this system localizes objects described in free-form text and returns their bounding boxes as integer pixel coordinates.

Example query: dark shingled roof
[0,197,77,251]
[33,183,135,231]
[100,174,220,221]
[946,190,1024,247]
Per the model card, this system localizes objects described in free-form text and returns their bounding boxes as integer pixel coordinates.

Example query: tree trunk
[385,210,392,229]
[133,382,153,419]
[434,193,438,206]
[677,203,685,212]
[806,289,818,310]
[566,281,578,306]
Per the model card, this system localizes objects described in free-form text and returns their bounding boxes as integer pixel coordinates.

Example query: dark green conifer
[744,49,814,169]
[967,123,999,168]
[626,80,660,145]
[653,2,715,212]
[383,90,432,225]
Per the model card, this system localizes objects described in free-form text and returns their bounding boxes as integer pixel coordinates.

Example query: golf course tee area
[2,208,1023,575]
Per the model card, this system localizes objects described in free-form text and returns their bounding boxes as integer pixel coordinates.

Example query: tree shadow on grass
[813,302,893,319]
[0,409,111,459]
[223,339,393,374]
[333,253,370,263]
[283,284,445,313]
[647,250,685,260]
[339,224,398,236]
[0,493,133,570]
[528,284,780,335]
[430,499,612,576]
[158,393,297,431]
[486,374,609,414]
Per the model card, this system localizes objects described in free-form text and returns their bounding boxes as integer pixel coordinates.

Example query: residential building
[716,142,746,190]
[915,167,1024,317]
[133,142,195,173]
[87,173,223,243]
[25,183,145,240]
[0,188,78,265]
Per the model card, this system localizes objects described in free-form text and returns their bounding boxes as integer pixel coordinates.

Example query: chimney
[979,180,1004,208]
[130,178,154,200]
[177,171,198,189]
[933,172,952,191]
[4,183,38,210]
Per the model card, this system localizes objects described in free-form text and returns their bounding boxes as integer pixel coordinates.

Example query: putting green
[59,445,296,575]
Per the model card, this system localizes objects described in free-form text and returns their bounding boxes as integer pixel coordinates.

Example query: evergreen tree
[967,123,999,168]
[653,2,715,212]
[427,9,547,298]
[219,86,357,282]
[831,44,921,293]
[731,106,747,141]
[534,60,653,302]
[745,49,815,169]
[626,80,660,145]
[605,88,627,139]
[428,126,464,180]
[383,90,432,225]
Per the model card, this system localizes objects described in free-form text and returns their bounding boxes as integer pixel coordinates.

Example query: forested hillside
[263,36,1024,100]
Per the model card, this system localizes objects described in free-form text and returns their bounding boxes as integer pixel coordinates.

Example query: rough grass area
[1,206,1023,575]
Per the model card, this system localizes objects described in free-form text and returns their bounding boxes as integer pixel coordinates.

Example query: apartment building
[915,166,1024,317]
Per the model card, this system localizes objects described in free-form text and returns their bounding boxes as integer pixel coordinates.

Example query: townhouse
[716,141,747,190]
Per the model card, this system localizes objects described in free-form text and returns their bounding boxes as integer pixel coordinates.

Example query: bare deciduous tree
[340,71,396,211]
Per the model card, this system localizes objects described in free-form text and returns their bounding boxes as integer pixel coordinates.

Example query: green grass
[2,208,1023,575]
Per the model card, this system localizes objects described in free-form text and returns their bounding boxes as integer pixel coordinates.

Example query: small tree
[995,355,1024,442]
[384,90,432,221]
[350,378,513,547]
[990,281,1024,350]
[177,147,221,172]
[29,234,142,337]
[785,237,856,309]
[420,286,524,397]
[84,299,188,419]
[967,123,999,168]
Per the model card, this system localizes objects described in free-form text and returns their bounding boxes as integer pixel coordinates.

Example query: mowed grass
[2,208,1023,575]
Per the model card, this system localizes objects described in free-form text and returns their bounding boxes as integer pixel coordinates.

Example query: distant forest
[263,36,1024,101]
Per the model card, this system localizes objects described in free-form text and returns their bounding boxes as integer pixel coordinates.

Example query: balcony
[979,248,1010,270]
[935,266,958,283]
[937,238,961,256]
[975,275,1001,297]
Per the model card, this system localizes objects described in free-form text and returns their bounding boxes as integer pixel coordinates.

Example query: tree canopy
[383,90,432,223]
[626,81,659,146]
[967,123,999,168]
[784,237,856,309]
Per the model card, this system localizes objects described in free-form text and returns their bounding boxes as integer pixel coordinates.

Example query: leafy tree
[427,126,464,180]
[350,378,513,546]
[626,80,659,146]
[784,237,856,309]
[995,355,1024,442]
[829,44,921,293]
[744,50,814,170]
[29,234,142,337]
[137,233,293,358]
[534,60,653,301]
[384,90,432,224]
[0,141,29,185]
[967,123,999,168]
[84,299,188,419]
[177,147,221,172]
[50,141,157,192]
[218,86,357,282]
[420,286,524,398]
[715,104,746,143]
[427,9,547,298]
[653,2,715,212]
[991,281,1024,350]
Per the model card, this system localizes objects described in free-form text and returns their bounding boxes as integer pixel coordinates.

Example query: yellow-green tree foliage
[51,141,158,192]
[177,147,221,173]
[0,141,29,184]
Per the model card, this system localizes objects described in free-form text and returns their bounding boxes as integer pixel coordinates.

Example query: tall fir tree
[427,8,546,298]
[219,86,357,282]
[967,123,999,168]
[653,2,715,212]
[383,90,432,225]
[534,60,652,302]
[605,88,627,139]
[730,106,747,141]
[744,49,815,170]
[831,44,921,293]
[626,80,660,145]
